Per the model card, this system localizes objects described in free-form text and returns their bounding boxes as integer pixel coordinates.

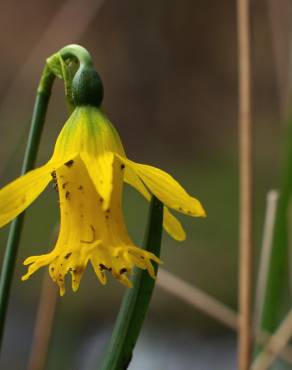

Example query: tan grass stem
[251,309,292,370]
[26,273,58,370]
[237,0,253,368]
[158,268,238,330]
[157,269,292,364]
[267,0,292,117]
[254,190,278,328]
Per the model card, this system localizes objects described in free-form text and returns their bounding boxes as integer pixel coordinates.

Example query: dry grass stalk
[254,190,278,328]
[237,0,253,368]
[26,273,58,370]
[267,0,292,117]
[157,268,238,330]
[157,269,292,365]
[251,309,292,370]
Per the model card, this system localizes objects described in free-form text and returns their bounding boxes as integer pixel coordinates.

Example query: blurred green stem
[259,116,292,369]
[0,65,55,351]
[100,196,163,370]
[0,45,94,354]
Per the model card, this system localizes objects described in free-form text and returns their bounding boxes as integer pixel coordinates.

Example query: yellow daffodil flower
[0,106,205,296]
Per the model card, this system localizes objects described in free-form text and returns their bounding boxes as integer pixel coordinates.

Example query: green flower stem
[59,44,93,67]
[58,44,94,111]
[46,45,94,113]
[0,45,92,353]
[258,116,292,368]
[0,65,55,352]
[100,196,163,370]
[47,44,103,109]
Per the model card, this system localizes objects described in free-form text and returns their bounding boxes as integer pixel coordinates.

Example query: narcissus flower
[0,106,205,294]
[0,106,205,296]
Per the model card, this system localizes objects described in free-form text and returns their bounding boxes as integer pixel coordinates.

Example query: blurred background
[0,0,289,369]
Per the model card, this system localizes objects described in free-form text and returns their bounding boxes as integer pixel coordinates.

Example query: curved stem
[59,44,93,67]
[0,65,55,352]
[46,44,95,112]
[99,196,163,370]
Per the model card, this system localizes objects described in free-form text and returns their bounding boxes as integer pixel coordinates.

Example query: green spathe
[72,65,104,107]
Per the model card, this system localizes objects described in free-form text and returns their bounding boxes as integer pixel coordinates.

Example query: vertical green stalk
[259,116,292,369]
[100,196,163,370]
[0,66,55,351]
[0,44,93,353]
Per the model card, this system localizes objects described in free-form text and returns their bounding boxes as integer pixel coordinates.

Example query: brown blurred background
[0,0,286,369]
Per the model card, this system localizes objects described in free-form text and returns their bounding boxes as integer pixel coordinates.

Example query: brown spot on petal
[74,266,84,274]
[99,263,111,271]
[65,160,74,167]
[64,253,72,260]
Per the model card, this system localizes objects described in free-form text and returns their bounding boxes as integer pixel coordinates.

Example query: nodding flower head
[0,105,205,295]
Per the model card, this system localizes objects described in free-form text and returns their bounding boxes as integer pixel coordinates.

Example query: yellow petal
[81,151,115,211]
[123,158,206,218]
[22,254,55,281]
[51,109,81,162]
[52,107,125,161]
[0,164,52,227]
[163,208,186,241]
[0,152,78,228]
[53,106,126,211]
[124,165,149,198]
[124,164,186,241]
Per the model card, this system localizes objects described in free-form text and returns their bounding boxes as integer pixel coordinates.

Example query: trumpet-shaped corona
[0,106,206,295]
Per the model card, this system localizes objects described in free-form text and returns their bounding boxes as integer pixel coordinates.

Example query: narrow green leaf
[0,68,54,351]
[258,116,292,369]
[99,196,163,370]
